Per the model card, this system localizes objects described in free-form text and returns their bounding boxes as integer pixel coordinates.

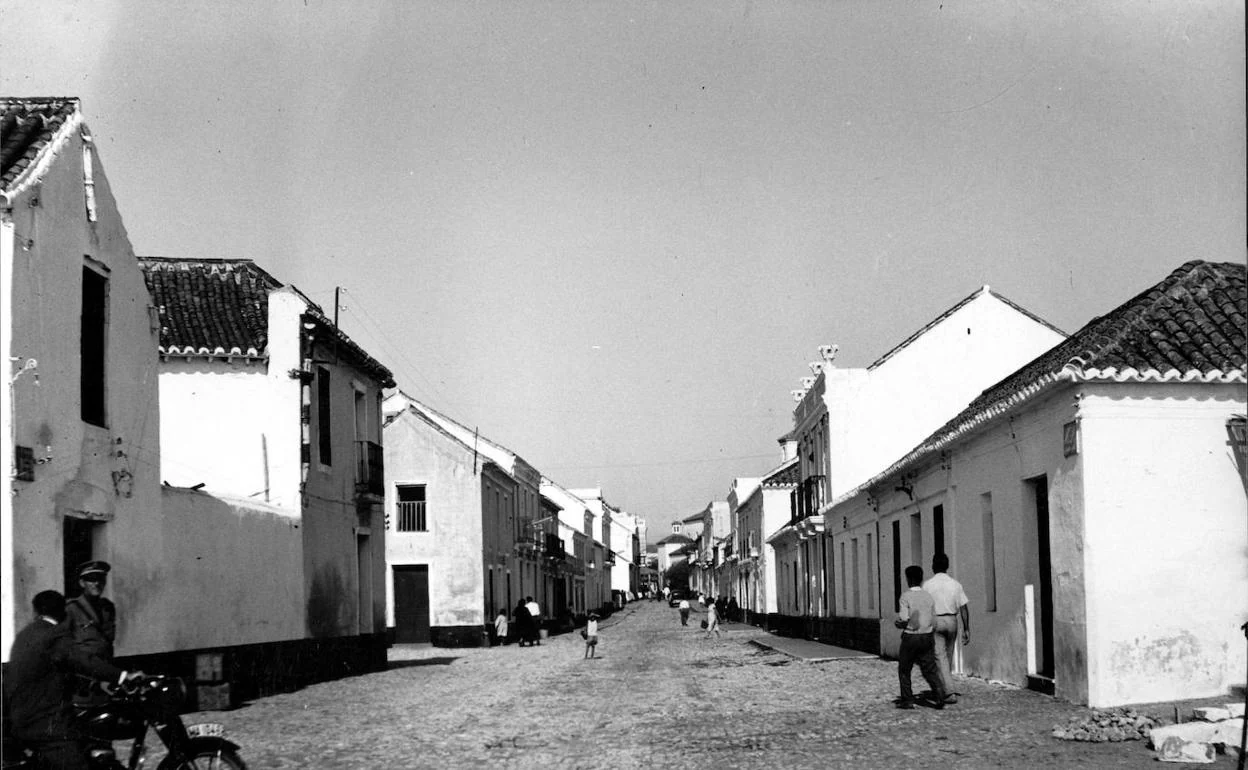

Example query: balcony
[790,474,827,525]
[355,440,384,497]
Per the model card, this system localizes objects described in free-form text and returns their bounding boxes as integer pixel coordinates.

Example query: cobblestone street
[184,602,1234,769]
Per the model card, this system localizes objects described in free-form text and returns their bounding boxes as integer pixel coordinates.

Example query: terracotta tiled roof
[655,533,693,546]
[851,260,1246,499]
[761,458,800,487]
[140,257,395,386]
[141,258,279,359]
[1,97,80,193]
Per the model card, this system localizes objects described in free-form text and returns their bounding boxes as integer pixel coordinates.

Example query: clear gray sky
[4,1,1244,534]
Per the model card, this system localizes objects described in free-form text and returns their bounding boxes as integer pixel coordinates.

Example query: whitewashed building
[834,260,1247,706]
[770,285,1067,647]
[382,392,545,645]
[2,98,162,660]
[141,256,395,696]
[730,455,799,627]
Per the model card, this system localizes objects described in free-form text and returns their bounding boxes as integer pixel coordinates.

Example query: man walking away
[895,566,946,710]
[923,553,970,704]
[525,597,542,646]
[678,598,691,626]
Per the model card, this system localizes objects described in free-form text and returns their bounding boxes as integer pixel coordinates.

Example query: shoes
[929,699,945,710]
[943,695,959,704]
[896,701,916,710]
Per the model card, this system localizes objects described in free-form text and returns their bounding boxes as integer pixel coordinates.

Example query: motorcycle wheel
[156,749,247,770]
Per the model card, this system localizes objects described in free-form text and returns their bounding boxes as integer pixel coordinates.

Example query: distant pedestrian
[895,565,946,710]
[663,586,671,603]
[514,600,532,647]
[583,612,599,659]
[923,553,970,704]
[704,601,721,639]
[678,598,691,626]
[727,596,740,622]
[493,608,509,646]
[525,597,542,646]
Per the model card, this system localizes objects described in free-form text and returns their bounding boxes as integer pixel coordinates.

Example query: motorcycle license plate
[187,722,226,738]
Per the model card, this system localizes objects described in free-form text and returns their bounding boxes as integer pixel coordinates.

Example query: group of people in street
[3,560,145,769]
[895,553,971,710]
[670,591,729,639]
[493,597,545,647]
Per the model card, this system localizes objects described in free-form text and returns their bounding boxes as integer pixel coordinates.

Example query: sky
[3,0,1244,535]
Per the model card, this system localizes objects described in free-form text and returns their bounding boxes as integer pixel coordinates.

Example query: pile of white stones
[1051,707,1159,743]
[1146,703,1245,764]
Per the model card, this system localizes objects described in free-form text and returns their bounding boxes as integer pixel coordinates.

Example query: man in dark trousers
[4,590,137,769]
[66,561,116,663]
[894,565,947,710]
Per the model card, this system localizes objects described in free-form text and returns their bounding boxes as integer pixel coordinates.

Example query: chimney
[777,432,798,463]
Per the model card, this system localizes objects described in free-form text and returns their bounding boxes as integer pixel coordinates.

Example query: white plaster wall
[383,410,484,629]
[872,388,1082,696]
[825,293,1066,500]
[1079,382,1248,706]
[2,130,163,660]
[829,495,881,620]
[146,488,304,651]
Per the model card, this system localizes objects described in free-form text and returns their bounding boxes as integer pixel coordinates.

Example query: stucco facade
[827,261,1247,706]
[771,286,1067,650]
[2,101,162,660]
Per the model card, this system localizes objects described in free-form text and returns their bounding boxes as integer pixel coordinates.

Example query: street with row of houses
[3,4,1247,766]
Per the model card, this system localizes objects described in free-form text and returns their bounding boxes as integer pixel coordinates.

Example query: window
[851,537,860,615]
[891,519,902,611]
[933,504,945,558]
[866,532,875,610]
[840,541,848,611]
[981,493,997,611]
[81,265,108,427]
[317,367,332,466]
[909,512,922,567]
[396,485,427,532]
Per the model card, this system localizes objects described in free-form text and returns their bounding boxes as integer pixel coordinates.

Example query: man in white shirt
[525,597,542,645]
[922,553,970,703]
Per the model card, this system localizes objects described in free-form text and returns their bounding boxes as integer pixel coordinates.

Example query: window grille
[396,484,427,532]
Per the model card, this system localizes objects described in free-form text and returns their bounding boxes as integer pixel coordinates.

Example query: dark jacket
[66,595,116,662]
[3,619,123,740]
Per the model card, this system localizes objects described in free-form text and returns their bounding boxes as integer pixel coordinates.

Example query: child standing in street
[583,612,599,659]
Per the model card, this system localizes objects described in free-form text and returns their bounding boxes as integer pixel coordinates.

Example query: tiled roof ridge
[760,456,800,487]
[139,257,284,290]
[1063,259,1245,379]
[394,390,526,467]
[1,97,83,198]
[868,284,1064,371]
[834,259,1246,507]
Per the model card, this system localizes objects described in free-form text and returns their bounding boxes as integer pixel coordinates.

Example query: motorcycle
[3,676,246,769]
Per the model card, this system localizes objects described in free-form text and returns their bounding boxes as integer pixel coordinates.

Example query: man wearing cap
[5,590,140,770]
[66,561,116,664]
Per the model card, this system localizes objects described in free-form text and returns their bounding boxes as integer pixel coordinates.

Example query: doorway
[392,565,430,643]
[1026,475,1055,691]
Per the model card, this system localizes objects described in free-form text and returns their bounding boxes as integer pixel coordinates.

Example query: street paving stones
[182,602,1238,768]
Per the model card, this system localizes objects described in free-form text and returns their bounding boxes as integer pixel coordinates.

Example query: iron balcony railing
[790,474,827,525]
[355,440,384,497]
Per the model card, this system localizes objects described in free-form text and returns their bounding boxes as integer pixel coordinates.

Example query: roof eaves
[1,97,83,202]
